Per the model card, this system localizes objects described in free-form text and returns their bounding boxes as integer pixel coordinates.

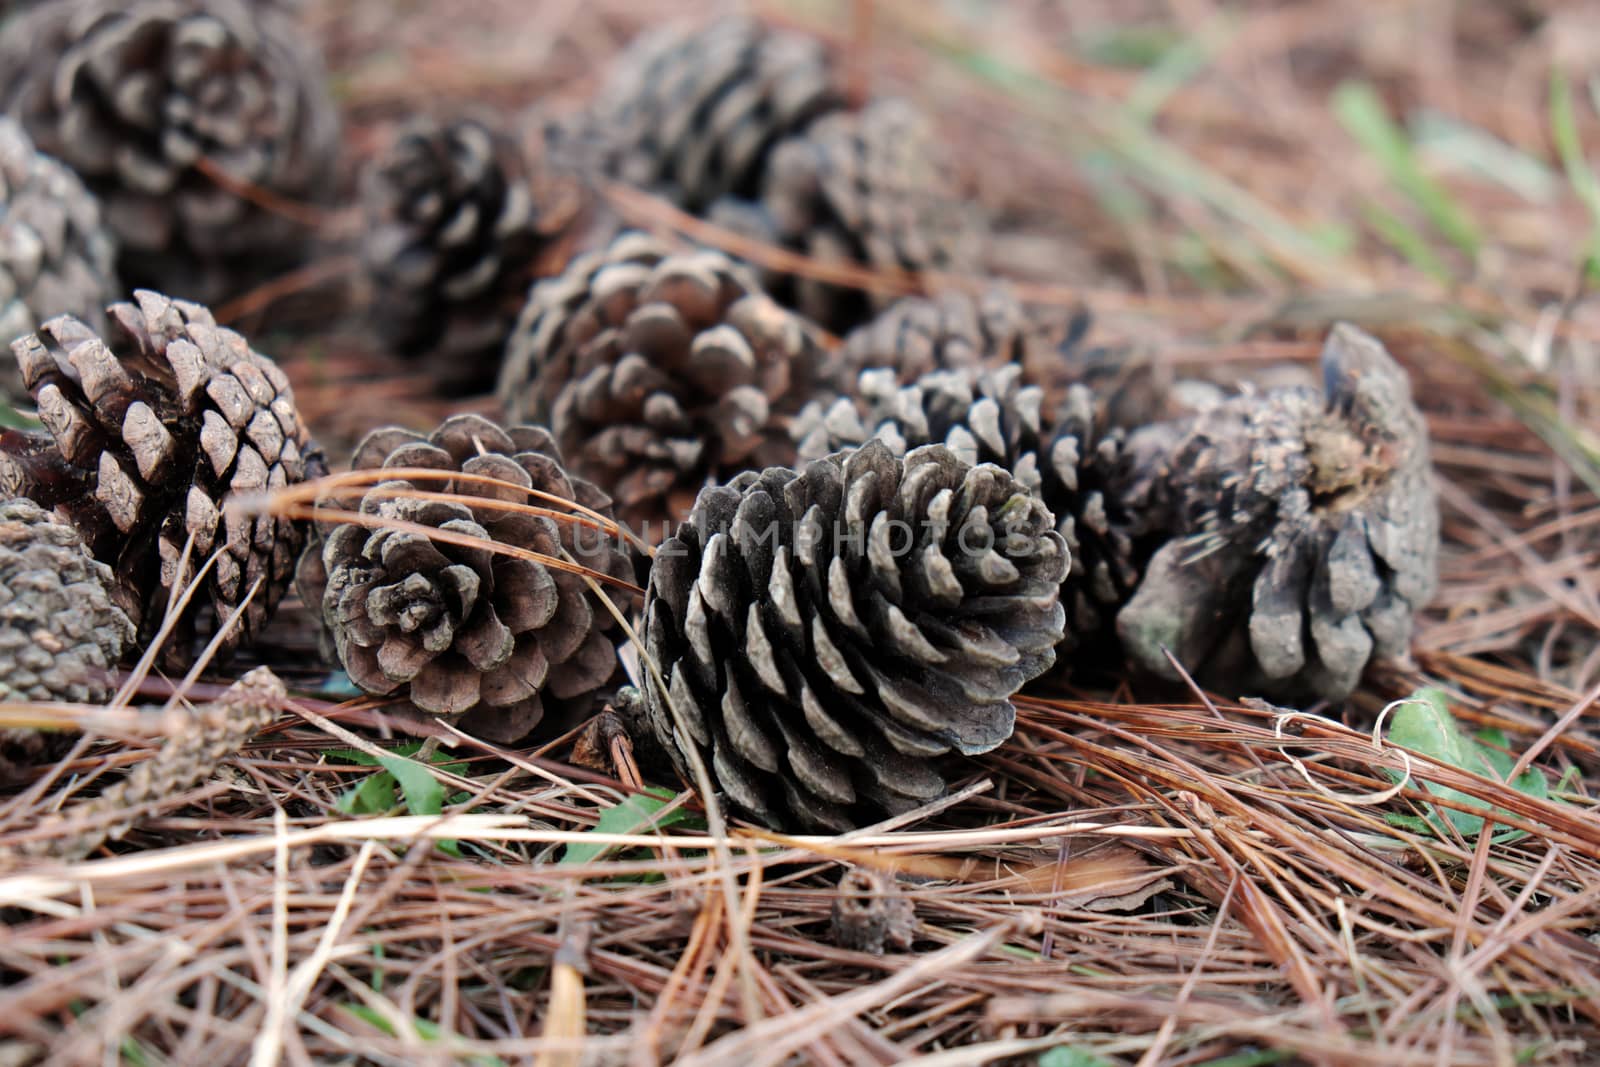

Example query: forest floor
[4,1,1600,1064]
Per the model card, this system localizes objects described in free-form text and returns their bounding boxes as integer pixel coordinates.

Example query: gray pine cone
[294,414,637,744]
[1,496,133,780]
[639,440,1069,831]
[590,17,843,214]
[0,116,118,402]
[836,289,1080,387]
[0,290,325,666]
[709,99,986,336]
[1117,324,1439,702]
[794,366,1142,649]
[0,0,339,302]
[363,117,588,394]
[497,231,834,539]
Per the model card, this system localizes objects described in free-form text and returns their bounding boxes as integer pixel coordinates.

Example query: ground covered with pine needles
[4,1,1600,1064]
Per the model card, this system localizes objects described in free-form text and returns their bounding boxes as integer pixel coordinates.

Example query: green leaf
[1333,80,1481,258]
[338,1003,505,1067]
[560,788,691,866]
[1039,1047,1115,1067]
[336,769,397,815]
[378,753,445,816]
[1383,689,1551,839]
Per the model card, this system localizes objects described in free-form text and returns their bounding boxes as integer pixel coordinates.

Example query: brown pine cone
[0,290,326,666]
[0,0,339,302]
[637,440,1069,831]
[362,117,592,394]
[1,496,134,781]
[294,414,637,743]
[590,17,843,214]
[794,366,1142,650]
[1117,324,1439,702]
[709,99,986,336]
[497,231,834,539]
[0,117,119,404]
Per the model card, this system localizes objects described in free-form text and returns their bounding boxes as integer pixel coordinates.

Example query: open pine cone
[294,415,637,743]
[0,290,325,666]
[1117,324,1439,702]
[0,0,338,301]
[637,440,1069,831]
[836,289,1083,388]
[795,366,1143,650]
[362,117,591,394]
[498,232,834,539]
[709,99,986,336]
[0,117,119,403]
[589,17,843,214]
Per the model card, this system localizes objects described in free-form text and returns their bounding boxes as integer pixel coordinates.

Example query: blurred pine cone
[1117,324,1439,702]
[638,440,1069,831]
[0,496,133,780]
[590,17,843,214]
[795,366,1143,649]
[498,232,834,539]
[0,290,325,666]
[362,117,592,394]
[0,0,338,302]
[0,117,118,402]
[836,289,1081,387]
[710,99,986,336]
[294,414,637,743]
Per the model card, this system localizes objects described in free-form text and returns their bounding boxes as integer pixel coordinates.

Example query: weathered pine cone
[0,117,119,403]
[0,496,134,781]
[294,414,637,743]
[795,366,1142,649]
[0,0,339,301]
[590,17,843,214]
[1117,324,1439,702]
[638,440,1069,831]
[836,289,1083,388]
[0,290,325,666]
[362,117,591,394]
[710,99,986,336]
[498,232,834,539]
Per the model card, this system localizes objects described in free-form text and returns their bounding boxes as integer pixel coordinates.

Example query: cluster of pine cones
[0,7,1440,832]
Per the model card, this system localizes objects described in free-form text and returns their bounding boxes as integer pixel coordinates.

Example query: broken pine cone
[362,116,592,394]
[638,440,1069,831]
[0,0,339,302]
[831,867,916,954]
[1117,323,1439,703]
[709,99,986,337]
[0,290,326,667]
[1,496,134,782]
[589,17,843,214]
[497,231,835,540]
[795,366,1144,651]
[0,117,119,403]
[294,414,638,744]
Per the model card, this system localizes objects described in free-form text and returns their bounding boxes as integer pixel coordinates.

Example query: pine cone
[0,0,339,302]
[1117,324,1439,702]
[0,116,118,402]
[590,17,843,214]
[709,99,986,336]
[498,231,834,539]
[0,290,326,666]
[795,366,1142,649]
[638,440,1069,831]
[836,289,1083,387]
[1,496,133,780]
[362,117,592,394]
[294,414,637,744]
